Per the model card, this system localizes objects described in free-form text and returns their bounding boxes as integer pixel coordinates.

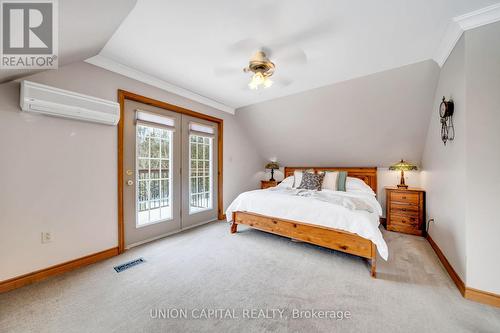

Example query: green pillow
[337,171,348,191]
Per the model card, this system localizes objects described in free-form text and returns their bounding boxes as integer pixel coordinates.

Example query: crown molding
[433,3,500,67]
[85,55,235,114]
[433,21,463,67]
[454,3,500,30]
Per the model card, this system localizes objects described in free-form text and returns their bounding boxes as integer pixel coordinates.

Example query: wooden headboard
[283,167,378,193]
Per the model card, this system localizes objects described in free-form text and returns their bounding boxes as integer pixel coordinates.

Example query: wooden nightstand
[385,187,425,236]
[261,180,278,189]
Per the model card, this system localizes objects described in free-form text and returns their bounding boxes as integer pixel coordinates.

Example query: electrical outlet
[41,232,52,244]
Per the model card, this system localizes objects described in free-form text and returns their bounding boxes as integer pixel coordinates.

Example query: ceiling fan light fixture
[253,72,265,85]
[244,51,276,90]
[248,80,258,90]
[248,71,273,90]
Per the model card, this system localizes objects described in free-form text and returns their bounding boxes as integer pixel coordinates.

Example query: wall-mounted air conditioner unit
[20,80,120,125]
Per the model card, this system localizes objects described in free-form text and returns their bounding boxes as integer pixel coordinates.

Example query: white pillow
[321,171,338,191]
[277,176,294,188]
[346,177,375,195]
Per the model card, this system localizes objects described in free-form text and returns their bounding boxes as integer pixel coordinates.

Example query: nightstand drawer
[390,215,419,227]
[387,223,422,236]
[389,191,419,204]
[390,210,419,219]
[390,203,419,217]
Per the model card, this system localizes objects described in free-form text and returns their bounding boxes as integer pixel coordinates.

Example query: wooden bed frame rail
[230,167,378,277]
[231,212,377,277]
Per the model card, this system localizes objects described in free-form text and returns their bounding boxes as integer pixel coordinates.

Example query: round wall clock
[440,96,455,145]
[440,97,454,118]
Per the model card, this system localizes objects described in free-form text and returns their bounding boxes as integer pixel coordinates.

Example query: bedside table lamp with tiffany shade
[265,161,280,181]
[389,159,417,189]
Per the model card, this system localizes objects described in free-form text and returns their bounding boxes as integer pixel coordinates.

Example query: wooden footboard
[231,211,377,278]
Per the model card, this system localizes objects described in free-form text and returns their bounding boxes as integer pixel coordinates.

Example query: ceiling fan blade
[260,46,274,58]
[272,20,334,50]
[213,65,242,77]
[260,21,333,67]
[260,20,334,64]
[274,77,293,87]
[227,38,262,55]
[273,47,307,65]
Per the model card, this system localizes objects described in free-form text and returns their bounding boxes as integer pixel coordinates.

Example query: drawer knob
[402,196,407,199]
[402,208,406,211]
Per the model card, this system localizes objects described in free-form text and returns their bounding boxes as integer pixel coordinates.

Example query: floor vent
[113,258,145,273]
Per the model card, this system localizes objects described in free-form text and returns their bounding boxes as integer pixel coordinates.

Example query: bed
[226,167,387,277]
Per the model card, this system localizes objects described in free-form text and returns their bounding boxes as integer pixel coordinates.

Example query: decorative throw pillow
[293,169,314,188]
[298,172,325,191]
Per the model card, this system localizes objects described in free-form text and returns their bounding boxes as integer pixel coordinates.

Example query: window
[189,134,213,214]
[136,124,172,226]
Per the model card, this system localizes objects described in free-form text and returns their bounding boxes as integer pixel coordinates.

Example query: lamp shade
[265,162,279,170]
[389,159,418,171]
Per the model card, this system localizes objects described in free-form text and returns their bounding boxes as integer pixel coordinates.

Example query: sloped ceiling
[0,0,137,83]
[92,0,497,111]
[236,60,440,167]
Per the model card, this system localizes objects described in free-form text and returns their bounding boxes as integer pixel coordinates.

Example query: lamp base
[397,170,408,189]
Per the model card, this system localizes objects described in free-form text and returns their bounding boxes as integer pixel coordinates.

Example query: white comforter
[226,188,388,260]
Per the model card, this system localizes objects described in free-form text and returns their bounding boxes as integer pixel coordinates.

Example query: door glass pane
[189,134,213,214]
[136,124,173,226]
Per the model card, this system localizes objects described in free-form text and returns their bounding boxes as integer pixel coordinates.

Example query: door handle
[127,180,134,186]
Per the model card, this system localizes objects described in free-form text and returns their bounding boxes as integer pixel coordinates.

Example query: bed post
[230,212,238,234]
[370,243,377,278]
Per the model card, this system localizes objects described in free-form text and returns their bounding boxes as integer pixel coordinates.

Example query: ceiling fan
[244,51,276,90]
[214,20,332,90]
[214,45,304,90]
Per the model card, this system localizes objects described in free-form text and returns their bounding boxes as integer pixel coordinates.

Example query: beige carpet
[1,221,499,333]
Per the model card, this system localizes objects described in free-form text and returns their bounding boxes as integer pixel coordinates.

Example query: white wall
[421,21,500,295]
[464,22,500,295]
[421,36,467,280]
[0,81,118,280]
[0,62,263,281]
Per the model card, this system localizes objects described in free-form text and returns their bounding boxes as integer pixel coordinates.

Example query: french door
[123,100,218,248]
[181,115,218,228]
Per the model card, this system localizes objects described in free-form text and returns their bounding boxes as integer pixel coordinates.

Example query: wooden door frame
[117,90,224,254]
